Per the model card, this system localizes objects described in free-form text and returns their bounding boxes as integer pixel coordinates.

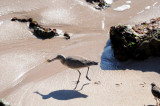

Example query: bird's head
[46,55,65,63]
[151,82,156,87]
[54,55,64,60]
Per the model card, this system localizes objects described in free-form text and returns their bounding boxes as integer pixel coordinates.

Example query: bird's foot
[86,76,91,81]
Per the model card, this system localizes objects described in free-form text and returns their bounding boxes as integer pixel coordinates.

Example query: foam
[0,21,3,26]
[126,1,131,4]
[153,2,158,6]
[145,6,151,10]
[137,10,144,14]
[102,20,105,30]
[114,5,131,11]
[104,0,113,4]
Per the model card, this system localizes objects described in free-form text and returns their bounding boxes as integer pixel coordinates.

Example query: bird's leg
[74,70,81,90]
[158,99,160,106]
[154,97,158,105]
[77,70,81,84]
[86,67,91,81]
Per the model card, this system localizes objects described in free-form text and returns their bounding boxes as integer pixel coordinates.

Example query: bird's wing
[67,56,90,64]
[65,57,89,68]
[67,56,88,60]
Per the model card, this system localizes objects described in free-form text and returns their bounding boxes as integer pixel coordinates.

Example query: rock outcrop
[0,99,10,106]
[110,17,160,61]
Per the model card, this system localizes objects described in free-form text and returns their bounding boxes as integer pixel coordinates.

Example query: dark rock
[86,0,100,3]
[29,21,39,29]
[10,17,64,40]
[110,24,160,61]
[17,19,29,22]
[64,32,70,40]
[86,0,110,10]
[28,18,33,22]
[33,27,56,39]
[11,17,17,21]
[0,99,10,106]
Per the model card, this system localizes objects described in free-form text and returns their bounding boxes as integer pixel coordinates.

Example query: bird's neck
[59,57,65,64]
[152,86,156,89]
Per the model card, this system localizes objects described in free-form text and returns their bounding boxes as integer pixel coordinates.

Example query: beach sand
[0,0,160,105]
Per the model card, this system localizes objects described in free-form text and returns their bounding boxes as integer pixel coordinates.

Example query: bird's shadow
[34,89,88,100]
[100,39,160,73]
[147,105,157,106]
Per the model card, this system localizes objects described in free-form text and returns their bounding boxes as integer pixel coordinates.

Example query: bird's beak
[46,57,57,62]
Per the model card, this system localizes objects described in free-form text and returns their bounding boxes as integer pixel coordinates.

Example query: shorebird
[151,83,160,106]
[47,55,98,89]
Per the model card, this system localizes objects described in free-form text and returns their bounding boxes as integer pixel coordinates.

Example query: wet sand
[0,0,160,106]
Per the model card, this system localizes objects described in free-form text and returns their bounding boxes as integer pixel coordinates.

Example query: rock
[10,17,67,40]
[29,21,38,29]
[86,0,100,3]
[0,99,10,106]
[110,23,160,61]
[33,27,55,39]
[63,32,70,40]
[11,17,17,21]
